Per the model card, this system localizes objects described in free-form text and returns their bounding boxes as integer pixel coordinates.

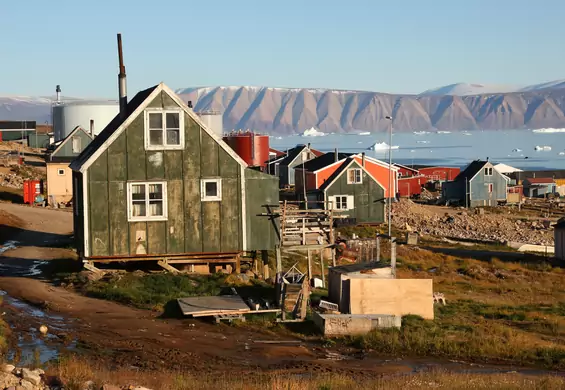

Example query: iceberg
[559,151,565,156]
[358,131,371,135]
[301,127,326,137]
[368,142,399,151]
[533,128,565,133]
[534,145,552,151]
[414,131,431,135]
[512,148,522,152]
[437,131,452,134]
[461,132,472,136]
[416,140,430,144]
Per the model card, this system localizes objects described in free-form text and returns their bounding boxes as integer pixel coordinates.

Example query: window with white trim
[127,182,167,221]
[488,183,493,193]
[72,136,82,153]
[57,169,65,176]
[144,110,184,150]
[484,167,493,176]
[329,195,354,210]
[201,179,222,201]
[347,168,362,184]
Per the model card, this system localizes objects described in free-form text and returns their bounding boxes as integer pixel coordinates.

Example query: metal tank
[196,111,223,138]
[223,131,270,168]
[52,100,119,141]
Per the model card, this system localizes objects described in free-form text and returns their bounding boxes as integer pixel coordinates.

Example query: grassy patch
[350,245,565,369]
[83,273,275,313]
[46,355,565,390]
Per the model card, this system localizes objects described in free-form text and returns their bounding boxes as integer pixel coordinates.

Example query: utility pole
[385,116,393,238]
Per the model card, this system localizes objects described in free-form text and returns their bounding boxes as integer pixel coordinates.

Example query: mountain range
[3,80,565,134]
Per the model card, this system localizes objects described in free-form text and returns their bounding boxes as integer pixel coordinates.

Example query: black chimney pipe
[187,101,193,109]
[117,33,127,118]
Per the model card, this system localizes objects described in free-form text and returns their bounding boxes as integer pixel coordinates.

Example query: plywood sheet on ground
[177,295,250,316]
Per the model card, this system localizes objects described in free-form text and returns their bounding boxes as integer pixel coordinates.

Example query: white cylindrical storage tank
[196,111,223,138]
[52,100,119,141]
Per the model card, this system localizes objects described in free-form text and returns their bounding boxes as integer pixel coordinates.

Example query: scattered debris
[394,199,554,245]
[433,292,447,305]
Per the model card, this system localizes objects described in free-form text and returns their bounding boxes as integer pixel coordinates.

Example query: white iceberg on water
[368,142,399,151]
[301,127,326,137]
[417,140,430,144]
[534,145,552,151]
[533,128,565,133]
[358,131,371,135]
[414,131,431,135]
[512,148,522,152]
[437,131,452,134]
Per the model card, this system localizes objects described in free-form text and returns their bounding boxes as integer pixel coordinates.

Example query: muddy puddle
[0,290,76,366]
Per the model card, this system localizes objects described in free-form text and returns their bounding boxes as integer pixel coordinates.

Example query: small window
[347,168,362,184]
[201,179,222,201]
[484,167,493,176]
[330,195,354,210]
[57,169,65,176]
[488,183,493,193]
[144,110,184,150]
[127,182,167,221]
[72,136,82,153]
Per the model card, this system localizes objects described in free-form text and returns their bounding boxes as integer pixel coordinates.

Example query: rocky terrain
[4,84,565,133]
[394,200,554,246]
[0,364,152,390]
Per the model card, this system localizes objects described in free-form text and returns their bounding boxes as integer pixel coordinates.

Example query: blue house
[442,160,508,207]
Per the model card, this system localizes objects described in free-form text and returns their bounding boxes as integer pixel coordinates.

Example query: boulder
[20,368,41,386]
[18,379,34,390]
[2,364,16,374]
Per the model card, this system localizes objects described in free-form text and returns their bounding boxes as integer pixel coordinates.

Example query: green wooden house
[317,157,385,223]
[70,83,279,263]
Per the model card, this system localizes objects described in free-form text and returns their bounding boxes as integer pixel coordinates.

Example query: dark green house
[70,83,279,261]
[317,157,385,223]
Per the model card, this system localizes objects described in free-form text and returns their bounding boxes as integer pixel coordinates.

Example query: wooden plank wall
[325,161,385,223]
[86,91,244,257]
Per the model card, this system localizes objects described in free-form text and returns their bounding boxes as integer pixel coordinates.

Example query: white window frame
[487,183,493,193]
[144,109,185,151]
[347,168,363,184]
[201,178,222,202]
[127,181,168,222]
[72,136,82,153]
[329,195,355,211]
[484,167,493,176]
[57,168,65,176]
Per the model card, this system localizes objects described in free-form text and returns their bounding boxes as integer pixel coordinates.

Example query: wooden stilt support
[235,253,241,274]
[262,250,270,279]
[376,235,381,262]
[83,261,102,274]
[307,249,312,281]
[275,246,282,274]
[157,259,179,274]
[319,249,325,288]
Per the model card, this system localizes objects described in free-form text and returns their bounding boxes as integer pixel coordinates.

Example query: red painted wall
[419,167,460,181]
[398,176,425,197]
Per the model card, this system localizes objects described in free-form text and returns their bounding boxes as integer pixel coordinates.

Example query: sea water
[270,129,565,170]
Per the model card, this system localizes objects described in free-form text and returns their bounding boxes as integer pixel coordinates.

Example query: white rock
[21,368,42,386]
[1,364,15,374]
[39,325,48,335]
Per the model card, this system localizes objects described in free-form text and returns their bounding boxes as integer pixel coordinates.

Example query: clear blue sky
[1,0,563,97]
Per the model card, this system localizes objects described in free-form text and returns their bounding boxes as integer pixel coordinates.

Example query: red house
[398,176,426,197]
[394,163,420,178]
[418,166,460,182]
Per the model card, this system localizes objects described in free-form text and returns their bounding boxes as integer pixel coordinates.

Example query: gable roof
[452,160,489,182]
[296,151,353,172]
[393,163,419,174]
[525,178,555,184]
[269,148,285,157]
[71,83,247,172]
[50,126,93,160]
[319,158,385,192]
